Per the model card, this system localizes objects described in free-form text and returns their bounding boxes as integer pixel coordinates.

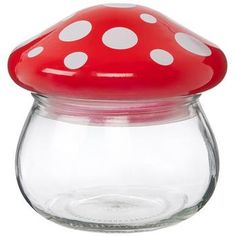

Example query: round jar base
[17,95,218,232]
[32,186,198,232]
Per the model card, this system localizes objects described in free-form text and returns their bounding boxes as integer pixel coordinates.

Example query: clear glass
[16,94,219,232]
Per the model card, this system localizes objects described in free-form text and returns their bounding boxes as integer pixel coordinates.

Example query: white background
[0,0,235,235]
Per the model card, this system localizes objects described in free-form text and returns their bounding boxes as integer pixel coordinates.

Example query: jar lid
[8,4,227,100]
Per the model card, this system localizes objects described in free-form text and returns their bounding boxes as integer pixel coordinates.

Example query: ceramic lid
[8,3,227,100]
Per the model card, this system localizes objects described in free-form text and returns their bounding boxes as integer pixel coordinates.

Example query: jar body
[16,95,219,232]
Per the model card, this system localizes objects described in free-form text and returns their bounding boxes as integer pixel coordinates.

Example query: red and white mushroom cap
[8,4,227,100]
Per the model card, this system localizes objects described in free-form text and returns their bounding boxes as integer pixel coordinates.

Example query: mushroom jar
[8,3,227,233]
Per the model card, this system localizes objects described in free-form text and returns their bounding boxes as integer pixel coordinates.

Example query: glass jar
[16,93,218,232]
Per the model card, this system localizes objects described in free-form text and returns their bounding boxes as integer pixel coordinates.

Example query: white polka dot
[27,46,44,58]
[175,32,212,56]
[140,13,157,24]
[59,21,92,42]
[150,49,174,66]
[103,3,136,8]
[102,27,138,50]
[64,52,88,69]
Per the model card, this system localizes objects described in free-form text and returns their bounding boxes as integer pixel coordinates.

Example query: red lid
[8,4,227,100]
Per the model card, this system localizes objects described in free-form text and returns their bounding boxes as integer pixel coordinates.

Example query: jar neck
[32,93,201,125]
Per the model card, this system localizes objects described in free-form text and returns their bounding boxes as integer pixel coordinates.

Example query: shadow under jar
[8,3,227,233]
[16,94,218,232]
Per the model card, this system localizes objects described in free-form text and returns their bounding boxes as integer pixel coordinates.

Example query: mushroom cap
[8,4,227,100]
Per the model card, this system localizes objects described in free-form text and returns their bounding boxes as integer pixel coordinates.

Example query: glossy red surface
[8,4,227,100]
